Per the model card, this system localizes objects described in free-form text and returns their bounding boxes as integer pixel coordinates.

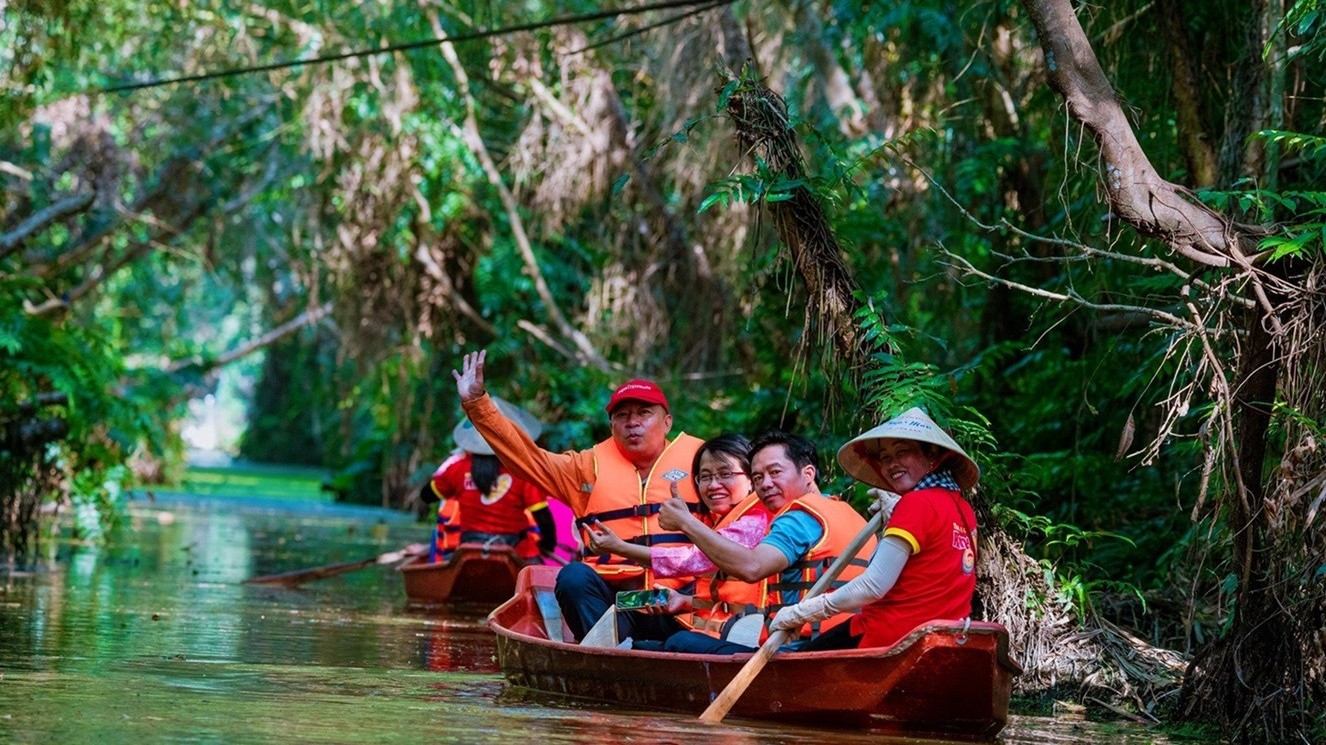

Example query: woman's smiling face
[866,439,937,493]
[694,451,750,517]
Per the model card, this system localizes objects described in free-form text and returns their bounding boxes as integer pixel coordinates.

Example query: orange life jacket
[681,494,772,637]
[764,494,876,639]
[576,433,704,587]
[514,508,541,561]
[430,498,462,563]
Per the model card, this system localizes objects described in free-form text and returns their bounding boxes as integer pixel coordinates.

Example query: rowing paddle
[244,544,425,586]
[698,507,886,724]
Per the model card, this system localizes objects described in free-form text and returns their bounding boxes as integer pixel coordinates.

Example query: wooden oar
[698,507,886,724]
[244,545,423,586]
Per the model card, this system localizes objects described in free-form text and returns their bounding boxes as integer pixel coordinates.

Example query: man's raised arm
[451,349,587,508]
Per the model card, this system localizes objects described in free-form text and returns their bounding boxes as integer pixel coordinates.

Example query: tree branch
[1021,0,1244,268]
[0,191,96,261]
[24,195,209,318]
[943,250,1195,330]
[432,12,611,372]
[162,302,334,374]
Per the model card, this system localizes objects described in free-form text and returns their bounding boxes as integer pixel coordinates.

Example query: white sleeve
[769,536,911,631]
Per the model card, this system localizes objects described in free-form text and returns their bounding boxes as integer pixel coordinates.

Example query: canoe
[488,565,1021,738]
[399,542,528,605]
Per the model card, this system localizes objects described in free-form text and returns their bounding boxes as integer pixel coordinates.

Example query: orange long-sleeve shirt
[460,393,602,517]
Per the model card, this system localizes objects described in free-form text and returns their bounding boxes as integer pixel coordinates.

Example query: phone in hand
[614,589,668,611]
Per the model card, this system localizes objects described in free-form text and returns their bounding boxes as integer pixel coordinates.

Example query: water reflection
[0,490,1180,744]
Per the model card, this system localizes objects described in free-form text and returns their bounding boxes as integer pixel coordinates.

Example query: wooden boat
[399,542,528,606]
[489,565,1021,738]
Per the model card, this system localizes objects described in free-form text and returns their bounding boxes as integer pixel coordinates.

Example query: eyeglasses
[696,470,746,487]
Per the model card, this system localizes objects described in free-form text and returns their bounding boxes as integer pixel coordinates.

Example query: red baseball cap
[605,379,669,413]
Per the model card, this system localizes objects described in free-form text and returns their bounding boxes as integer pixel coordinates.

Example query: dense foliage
[3,0,1323,739]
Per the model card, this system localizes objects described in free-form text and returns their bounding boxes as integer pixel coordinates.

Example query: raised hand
[451,350,487,402]
[657,490,693,531]
[866,487,902,522]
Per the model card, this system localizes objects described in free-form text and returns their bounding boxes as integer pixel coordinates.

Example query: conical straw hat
[836,407,980,491]
[452,396,544,456]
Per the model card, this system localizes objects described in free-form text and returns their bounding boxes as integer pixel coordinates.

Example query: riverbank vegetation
[3,1,1323,740]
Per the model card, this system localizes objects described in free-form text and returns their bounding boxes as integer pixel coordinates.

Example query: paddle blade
[244,543,422,586]
[699,629,789,724]
[243,556,377,585]
[579,607,618,648]
[534,589,565,643]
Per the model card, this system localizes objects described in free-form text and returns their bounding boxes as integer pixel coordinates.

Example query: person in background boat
[649,430,876,654]
[768,407,980,651]
[418,398,558,563]
[582,433,770,646]
[452,349,704,642]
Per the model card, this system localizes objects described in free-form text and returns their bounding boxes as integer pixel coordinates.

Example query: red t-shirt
[850,486,977,648]
[429,453,550,535]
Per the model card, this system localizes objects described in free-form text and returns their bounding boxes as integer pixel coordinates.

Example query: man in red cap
[453,350,704,642]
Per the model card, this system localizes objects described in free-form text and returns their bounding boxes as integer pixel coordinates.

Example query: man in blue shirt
[656,430,872,654]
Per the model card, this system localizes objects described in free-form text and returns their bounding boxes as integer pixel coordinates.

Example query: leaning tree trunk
[1022,0,1325,739]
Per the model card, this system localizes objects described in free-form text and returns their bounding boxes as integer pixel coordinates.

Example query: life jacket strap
[576,501,701,527]
[625,532,692,547]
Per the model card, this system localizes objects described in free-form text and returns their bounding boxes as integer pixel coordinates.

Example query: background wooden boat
[489,565,1021,738]
[399,542,526,605]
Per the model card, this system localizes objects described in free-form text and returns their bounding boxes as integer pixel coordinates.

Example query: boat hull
[489,565,1019,738]
[399,543,526,605]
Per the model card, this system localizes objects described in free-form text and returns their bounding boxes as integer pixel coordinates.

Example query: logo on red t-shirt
[952,523,976,574]
[463,473,515,505]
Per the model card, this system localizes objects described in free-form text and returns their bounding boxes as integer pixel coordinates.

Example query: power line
[99,0,734,94]
[566,0,730,56]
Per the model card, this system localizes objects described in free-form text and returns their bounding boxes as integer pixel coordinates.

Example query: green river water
[1,479,1188,744]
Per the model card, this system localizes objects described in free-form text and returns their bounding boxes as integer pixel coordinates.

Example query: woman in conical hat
[835,406,980,492]
[419,398,572,565]
[769,407,980,651]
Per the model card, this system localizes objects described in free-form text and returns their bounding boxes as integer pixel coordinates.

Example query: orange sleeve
[462,393,594,515]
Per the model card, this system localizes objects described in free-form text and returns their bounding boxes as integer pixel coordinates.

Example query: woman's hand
[769,594,831,632]
[867,487,902,523]
[657,487,693,531]
[639,586,692,616]
[584,519,628,555]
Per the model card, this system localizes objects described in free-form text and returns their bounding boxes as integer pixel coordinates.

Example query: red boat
[398,542,528,606]
[488,565,1020,738]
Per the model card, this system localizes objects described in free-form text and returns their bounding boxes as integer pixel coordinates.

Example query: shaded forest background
[3,0,1324,741]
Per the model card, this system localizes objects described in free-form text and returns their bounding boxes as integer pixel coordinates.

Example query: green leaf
[716,79,740,109]
[697,191,727,213]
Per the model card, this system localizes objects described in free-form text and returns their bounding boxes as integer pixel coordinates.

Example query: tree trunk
[1021,0,1323,739]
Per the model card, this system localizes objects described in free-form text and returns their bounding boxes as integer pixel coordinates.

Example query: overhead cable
[100,0,735,94]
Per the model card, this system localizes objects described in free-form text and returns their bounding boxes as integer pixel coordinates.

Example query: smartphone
[614,589,668,611]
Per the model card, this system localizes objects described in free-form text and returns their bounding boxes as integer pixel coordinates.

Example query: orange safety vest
[764,494,876,639]
[576,433,704,587]
[430,498,462,563]
[514,508,542,561]
[682,494,772,637]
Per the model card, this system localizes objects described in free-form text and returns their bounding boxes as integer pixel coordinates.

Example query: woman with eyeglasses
[584,433,770,646]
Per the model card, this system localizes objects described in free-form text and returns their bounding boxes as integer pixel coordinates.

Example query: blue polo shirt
[758,510,824,601]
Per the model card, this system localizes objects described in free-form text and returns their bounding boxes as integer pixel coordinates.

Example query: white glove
[769,594,832,632]
[867,488,902,522]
